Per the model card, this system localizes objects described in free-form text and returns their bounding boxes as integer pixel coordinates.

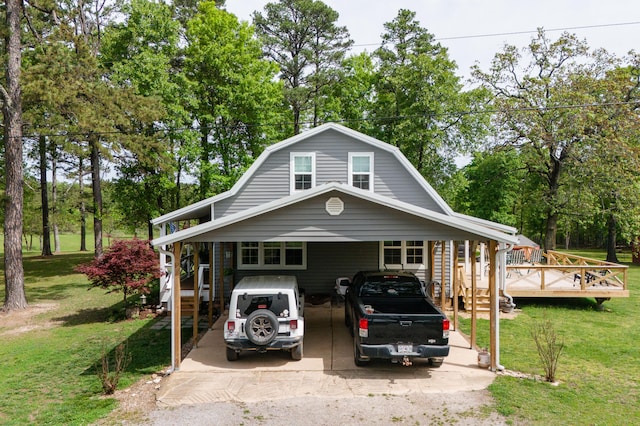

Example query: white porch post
[172,242,182,371]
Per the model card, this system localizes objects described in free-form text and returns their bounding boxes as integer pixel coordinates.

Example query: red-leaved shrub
[76,239,161,305]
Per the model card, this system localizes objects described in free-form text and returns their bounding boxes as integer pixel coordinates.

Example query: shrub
[76,239,161,305]
[97,342,131,395]
[530,313,565,382]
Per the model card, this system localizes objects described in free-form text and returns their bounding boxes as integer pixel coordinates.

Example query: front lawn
[0,247,174,425]
[459,249,640,424]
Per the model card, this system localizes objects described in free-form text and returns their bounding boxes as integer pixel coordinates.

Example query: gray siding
[233,241,379,296]
[213,129,447,219]
[432,242,452,297]
[189,191,477,243]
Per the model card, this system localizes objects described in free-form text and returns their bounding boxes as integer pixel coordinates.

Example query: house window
[241,242,259,265]
[382,241,425,267]
[291,152,315,193]
[349,152,373,191]
[239,242,307,270]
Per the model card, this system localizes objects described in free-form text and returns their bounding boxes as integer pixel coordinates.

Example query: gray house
[151,123,518,370]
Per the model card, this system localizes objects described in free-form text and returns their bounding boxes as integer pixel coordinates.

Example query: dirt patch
[143,391,507,425]
[0,303,61,336]
[455,308,522,321]
[94,372,167,425]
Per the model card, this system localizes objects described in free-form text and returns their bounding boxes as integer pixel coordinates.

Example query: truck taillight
[359,318,369,337]
[442,318,450,338]
[290,319,298,330]
[227,321,235,333]
[359,318,368,330]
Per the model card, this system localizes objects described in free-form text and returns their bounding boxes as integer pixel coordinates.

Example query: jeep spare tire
[246,309,279,345]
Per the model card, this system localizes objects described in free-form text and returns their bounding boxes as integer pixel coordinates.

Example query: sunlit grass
[0,235,177,425]
[459,250,640,424]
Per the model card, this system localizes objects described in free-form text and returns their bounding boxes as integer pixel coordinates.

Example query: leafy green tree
[253,0,352,134]
[473,30,640,251]
[330,52,377,134]
[372,9,489,189]
[463,150,526,227]
[100,0,190,238]
[185,2,283,198]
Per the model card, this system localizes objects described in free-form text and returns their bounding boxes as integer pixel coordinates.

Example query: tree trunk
[79,157,87,252]
[544,211,558,251]
[39,136,53,256]
[90,136,103,257]
[2,0,27,311]
[606,213,619,263]
[52,152,61,253]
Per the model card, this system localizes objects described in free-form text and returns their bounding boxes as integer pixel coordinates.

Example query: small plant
[97,342,131,395]
[76,239,161,306]
[530,313,565,382]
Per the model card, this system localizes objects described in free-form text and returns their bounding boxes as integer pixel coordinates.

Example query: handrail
[462,251,628,294]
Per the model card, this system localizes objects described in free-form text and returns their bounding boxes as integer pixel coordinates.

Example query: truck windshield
[359,277,424,297]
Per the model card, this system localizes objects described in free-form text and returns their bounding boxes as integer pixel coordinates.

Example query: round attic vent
[325,197,344,216]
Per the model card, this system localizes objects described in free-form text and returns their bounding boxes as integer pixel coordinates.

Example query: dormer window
[349,152,374,191]
[291,152,316,193]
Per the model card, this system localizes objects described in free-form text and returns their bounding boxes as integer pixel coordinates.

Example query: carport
[156,303,498,405]
[152,183,519,374]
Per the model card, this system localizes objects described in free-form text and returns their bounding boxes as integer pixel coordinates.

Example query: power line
[352,21,640,48]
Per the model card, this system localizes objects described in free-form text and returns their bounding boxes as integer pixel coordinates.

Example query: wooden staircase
[180,295,200,316]
[459,287,491,312]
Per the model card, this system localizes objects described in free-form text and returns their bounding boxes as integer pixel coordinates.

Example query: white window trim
[290,152,316,194]
[379,241,427,269]
[238,242,308,270]
[348,152,374,191]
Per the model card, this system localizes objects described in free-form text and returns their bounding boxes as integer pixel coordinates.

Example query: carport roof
[152,182,518,247]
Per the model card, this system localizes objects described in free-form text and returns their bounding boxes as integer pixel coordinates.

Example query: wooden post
[428,241,435,297]
[440,241,446,309]
[208,242,214,328]
[489,239,498,371]
[219,242,225,312]
[193,242,200,347]
[470,241,478,350]
[172,241,182,370]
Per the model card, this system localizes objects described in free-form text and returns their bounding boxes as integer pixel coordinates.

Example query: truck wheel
[291,342,303,360]
[226,347,239,361]
[353,333,370,367]
[246,309,279,345]
[428,357,444,368]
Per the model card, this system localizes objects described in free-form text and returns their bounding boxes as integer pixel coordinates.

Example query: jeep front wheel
[245,309,279,345]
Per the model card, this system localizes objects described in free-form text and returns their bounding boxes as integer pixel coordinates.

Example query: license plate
[397,344,413,353]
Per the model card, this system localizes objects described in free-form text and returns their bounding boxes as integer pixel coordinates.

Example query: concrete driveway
[156,304,496,406]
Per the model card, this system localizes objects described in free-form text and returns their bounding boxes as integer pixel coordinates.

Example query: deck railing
[505,250,627,292]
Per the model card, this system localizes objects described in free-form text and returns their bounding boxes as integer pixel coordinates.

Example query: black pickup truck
[344,270,450,367]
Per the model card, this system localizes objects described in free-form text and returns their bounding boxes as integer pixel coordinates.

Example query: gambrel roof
[151,122,517,246]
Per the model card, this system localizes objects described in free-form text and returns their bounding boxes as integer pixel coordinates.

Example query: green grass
[459,249,640,425]
[0,235,190,425]
[2,239,640,424]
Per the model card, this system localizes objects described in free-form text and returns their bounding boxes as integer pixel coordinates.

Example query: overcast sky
[225,0,639,81]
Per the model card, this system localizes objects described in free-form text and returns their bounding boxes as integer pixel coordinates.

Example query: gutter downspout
[159,247,176,374]
[494,242,514,372]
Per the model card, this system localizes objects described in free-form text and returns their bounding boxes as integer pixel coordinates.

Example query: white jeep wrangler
[224,275,305,361]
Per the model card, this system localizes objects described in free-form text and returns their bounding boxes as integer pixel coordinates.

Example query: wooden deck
[460,250,629,304]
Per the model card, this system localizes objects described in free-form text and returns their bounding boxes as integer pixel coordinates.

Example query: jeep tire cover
[245,309,279,345]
